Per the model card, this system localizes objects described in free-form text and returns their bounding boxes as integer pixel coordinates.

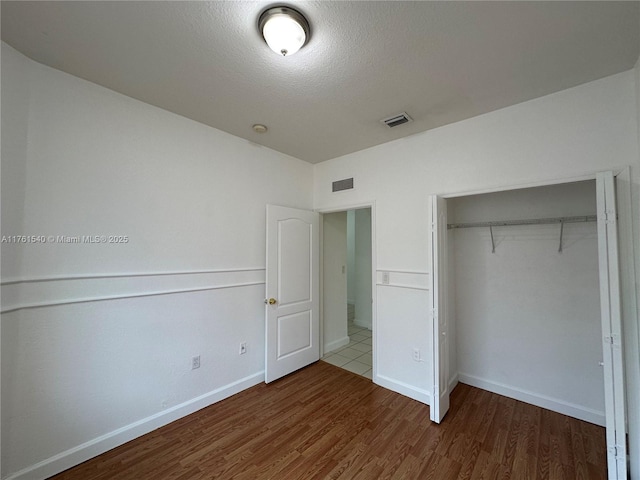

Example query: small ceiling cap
[259,6,310,57]
[253,124,268,133]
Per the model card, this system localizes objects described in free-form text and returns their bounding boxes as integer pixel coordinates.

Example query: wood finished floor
[50,361,607,480]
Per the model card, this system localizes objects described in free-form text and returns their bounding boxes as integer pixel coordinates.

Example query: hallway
[322,321,372,379]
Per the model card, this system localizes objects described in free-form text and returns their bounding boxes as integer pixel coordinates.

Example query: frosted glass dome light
[259,6,310,57]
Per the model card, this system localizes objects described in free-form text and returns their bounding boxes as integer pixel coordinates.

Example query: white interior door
[265,205,320,383]
[596,171,627,480]
[430,195,450,423]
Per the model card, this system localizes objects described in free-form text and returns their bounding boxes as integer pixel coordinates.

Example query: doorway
[321,207,373,379]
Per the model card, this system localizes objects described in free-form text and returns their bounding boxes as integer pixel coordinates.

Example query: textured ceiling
[2,1,639,164]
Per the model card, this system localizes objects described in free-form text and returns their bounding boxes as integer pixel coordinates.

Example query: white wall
[314,69,640,440]
[1,43,313,480]
[322,211,348,352]
[0,43,32,480]
[637,57,640,163]
[630,55,640,480]
[354,209,372,329]
[450,181,604,425]
[1,41,29,282]
[347,210,356,304]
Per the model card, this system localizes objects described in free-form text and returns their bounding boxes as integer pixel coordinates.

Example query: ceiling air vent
[381,112,413,128]
[332,178,354,192]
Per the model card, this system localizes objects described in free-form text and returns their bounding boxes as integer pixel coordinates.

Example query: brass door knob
[265,298,277,305]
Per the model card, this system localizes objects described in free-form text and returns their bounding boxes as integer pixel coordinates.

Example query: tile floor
[322,322,372,379]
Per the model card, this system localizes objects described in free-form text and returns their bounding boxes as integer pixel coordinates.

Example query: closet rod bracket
[558,221,564,253]
[489,225,495,254]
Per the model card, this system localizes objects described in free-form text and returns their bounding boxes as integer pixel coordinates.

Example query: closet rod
[447,215,597,230]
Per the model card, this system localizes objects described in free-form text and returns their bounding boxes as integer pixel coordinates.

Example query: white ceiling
[2,1,639,164]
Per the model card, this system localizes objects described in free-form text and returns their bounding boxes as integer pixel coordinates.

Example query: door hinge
[604,209,617,225]
[612,334,621,348]
[605,334,621,347]
[608,444,625,459]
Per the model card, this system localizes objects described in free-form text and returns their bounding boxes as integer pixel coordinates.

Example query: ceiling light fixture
[258,6,310,57]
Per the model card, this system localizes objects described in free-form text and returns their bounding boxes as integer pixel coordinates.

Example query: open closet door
[430,195,450,423]
[265,205,320,383]
[596,171,627,480]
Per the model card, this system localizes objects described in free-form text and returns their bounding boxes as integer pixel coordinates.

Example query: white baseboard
[374,374,431,405]
[458,373,605,426]
[353,318,371,330]
[324,336,350,354]
[5,372,265,480]
[449,373,459,393]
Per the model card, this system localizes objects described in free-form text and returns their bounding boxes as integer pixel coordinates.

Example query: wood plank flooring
[50,361,607,479]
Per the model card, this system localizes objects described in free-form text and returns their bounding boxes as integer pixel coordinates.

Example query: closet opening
[430,171,631,480]
[447,180,604,425]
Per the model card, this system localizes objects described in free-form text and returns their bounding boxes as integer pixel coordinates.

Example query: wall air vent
[332,178,354,192]
[381,112,413,128]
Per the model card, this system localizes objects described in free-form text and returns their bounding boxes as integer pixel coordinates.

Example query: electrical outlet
[192,355,200,370]
[240,342,247,355]
[413,348,420,362]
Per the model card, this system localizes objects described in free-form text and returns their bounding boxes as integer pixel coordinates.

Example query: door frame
[432,166,638,478]
[317,201,377,380]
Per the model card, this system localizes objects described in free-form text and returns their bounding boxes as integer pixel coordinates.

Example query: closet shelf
[447,215,597,230]
[447,215,597,254]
